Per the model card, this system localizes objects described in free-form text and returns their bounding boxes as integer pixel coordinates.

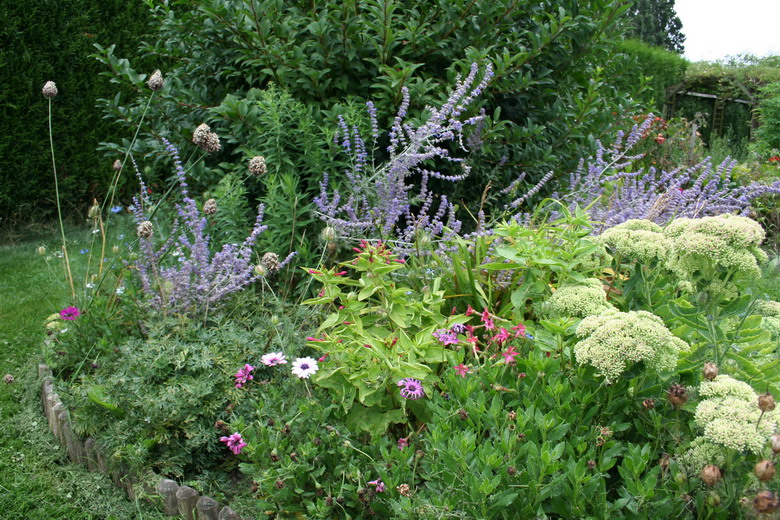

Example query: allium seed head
[3,374,14,384]
[137,221,153,239]
[249,155,267,176]
[113,159,122,171]
[771,434,780,454]
[42,81,58,99]
[192,123,221,153]
[667,384,688,407]
[203,198,217,215]
[261,252,280,274]
[147,69,163,91]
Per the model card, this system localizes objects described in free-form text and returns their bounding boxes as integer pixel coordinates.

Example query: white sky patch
[675,0,780,61]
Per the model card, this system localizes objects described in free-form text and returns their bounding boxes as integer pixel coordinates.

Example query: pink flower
[511,323,526,337]
[483,318,495,330]
[501,346,520,364]
[368,479,386,492]
[318,353,329,362]
[234,364,254,388]
[397,437,409,450]
[492,327,510,344]
[260,352,287,367]
[453,364,470,378]
[220,432,247,455]
[465,305,475,316]
[60,306,81,320]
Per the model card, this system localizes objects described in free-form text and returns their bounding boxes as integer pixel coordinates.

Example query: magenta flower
[501,345,520,364]
[234,364,254,388]
[368,479,386,492]
[220,432,247,455]
[397,378,425,400]
[512,323,527,337]
[260,352,287,367]
[60,306,81,320]
[492,327,510,344]
[453,364,470,378]
[397,437,409,450]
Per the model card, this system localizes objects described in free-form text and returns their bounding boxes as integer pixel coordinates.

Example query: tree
[627,0,686,54]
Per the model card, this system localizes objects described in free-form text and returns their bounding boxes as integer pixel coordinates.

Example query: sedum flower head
[664,214,767,281]
[574,309,687,382]
[678,437,726,476]
[755,300,780,340]
[543,278,613,318]
[694,389,780,453]
[42,81,58,99]
[597,219,671,263]
[699,374,756,401]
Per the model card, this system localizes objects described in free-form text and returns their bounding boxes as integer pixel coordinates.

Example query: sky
[675,0,780,62]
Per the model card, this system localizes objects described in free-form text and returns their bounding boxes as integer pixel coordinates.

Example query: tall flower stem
[48,99,75,300]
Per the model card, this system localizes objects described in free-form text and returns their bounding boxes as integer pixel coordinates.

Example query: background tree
[626,0,686,54]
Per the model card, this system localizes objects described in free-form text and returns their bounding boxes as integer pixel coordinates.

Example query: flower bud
[88,203,101,220]
[755,460,775,481]
[42,81,58,99]
[701,465,722,486]
[136,221,153,239]
[112,245,120,254]
[703,362,718,381]
[706,491,721,507]
[37,245,47,255]
[113,159,122,171]
[248,155,267,176]
[667,384,688,407]
[203,198,217,215]
[759,392,776,412]
[321,226,337,243]
[253,264,267,277]
[147,69,164,91]
[770,434,780,454]
[754,491,779,514]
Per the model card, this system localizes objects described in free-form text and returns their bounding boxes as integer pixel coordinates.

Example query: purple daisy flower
[432,328,459,345]
[291,357,319,379]
[397,378,425,400]
[234,364,254,388]
[260,352,287,367]
[450,323,467,335]
[60,306,81,320]
[220,432,247,455]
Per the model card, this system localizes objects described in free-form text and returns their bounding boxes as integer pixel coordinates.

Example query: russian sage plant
[131,139,267,316]
[314,62,493,253]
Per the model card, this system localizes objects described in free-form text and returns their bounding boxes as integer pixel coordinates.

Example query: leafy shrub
[616,39,688,111]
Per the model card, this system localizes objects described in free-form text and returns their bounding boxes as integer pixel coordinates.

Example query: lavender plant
[522,115,780,229]
[131,139,267,316]
[314,62,493,253]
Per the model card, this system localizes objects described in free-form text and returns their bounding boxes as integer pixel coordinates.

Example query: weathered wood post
[157,479,180,516]
[196,495,220,520]
[218,506,242,520]
[176,485,200,520]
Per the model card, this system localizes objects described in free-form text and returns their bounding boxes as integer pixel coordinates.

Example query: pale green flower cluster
[574,309,688,382]
[543,278,614,318]
[699,375,757,401]
[692,377,779,454]
[755,300,780,339]
[664,214,767,281]
[596,219,671,263]
[678,437,727,476]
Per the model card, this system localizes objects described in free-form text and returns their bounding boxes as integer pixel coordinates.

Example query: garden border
[38,363,243,520]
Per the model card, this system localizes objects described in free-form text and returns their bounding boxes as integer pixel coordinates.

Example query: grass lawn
[0,224,167,520]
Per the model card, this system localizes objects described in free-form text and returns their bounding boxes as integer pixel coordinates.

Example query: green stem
[48,99,75,300]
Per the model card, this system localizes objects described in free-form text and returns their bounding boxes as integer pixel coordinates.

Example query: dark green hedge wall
[616,39,688,111]
[0,0,153,224]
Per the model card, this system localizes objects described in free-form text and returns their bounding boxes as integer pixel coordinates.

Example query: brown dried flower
[4,374,14,384]
[754,490,779,514]
[249,155,267,176]
[147,69,164,91]
[42,81,58,99]
[667,384,688,407]
[643,398,655,409]
[587,460,597,470]
[458,408,469,420]
[397,483,413,497]
[758,392,776,412]
[192,123,221,153]
[137,221,153,239]
[701,464,722,486]
[770,434,780,454]
[506,466,517,476]
[261,252,280,274]
[113,159,122,171]
[755,460,775,482]
[703,362,718,381]
[507,410,517,421]
[203,198,217,215]
[274,479,285,489]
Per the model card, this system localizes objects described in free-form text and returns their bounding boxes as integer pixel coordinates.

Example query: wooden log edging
[37,363,243,520]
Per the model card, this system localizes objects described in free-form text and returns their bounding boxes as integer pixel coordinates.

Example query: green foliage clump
[543,278,614,318]
[616,39,688,110]
[574,309,687,382]
[754,81,780,156]
[754,300,780,339]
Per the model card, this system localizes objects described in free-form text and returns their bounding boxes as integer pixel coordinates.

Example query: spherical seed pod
[701,465,722,486]
[706,491,721,507]
[42,81,58,99]
[770,434,780,454]
[754,491,779,514]
[755,460,775,482]
[253,264,267,277]
[321,226,337,243]
[112,245,120,254]
[758,392,776,412]
[37,245,47,255]
[703,362,718,381]
[667,384,688,407]
[88,203,101,219]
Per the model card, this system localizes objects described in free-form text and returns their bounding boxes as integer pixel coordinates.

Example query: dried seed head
[667,384,688,407]
[754,490,779,514]
[251,481,259,493]
[703,362,718,381]
[397,483,413,497]
[659,453,670,473]
[37,245,47,256]
[269,453,280,463]
[136,221,153,239]
[506,466,517,476]
[147,69,163,91]
[507,410,517,421]
[42,81,58,99]
[214,420,229,433]
[643,398,655,409]
[770,434,780,454]
[88,203,101,220]
[755,460,775,481]
[290,452,299,461]
[192,123,221,153]
[587,460,597,470]
[321,226,337,243]
[4,374,14,384]
[203,198,217,215]
[274,479,285,489]
[758,392,776,412]
[415,449,425,459]
[458,408,469,420]
[112,245,120,254]
[261,252,280,274]
[113,159,122,171]
[249,155,267,176]
[701,464,722,486]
